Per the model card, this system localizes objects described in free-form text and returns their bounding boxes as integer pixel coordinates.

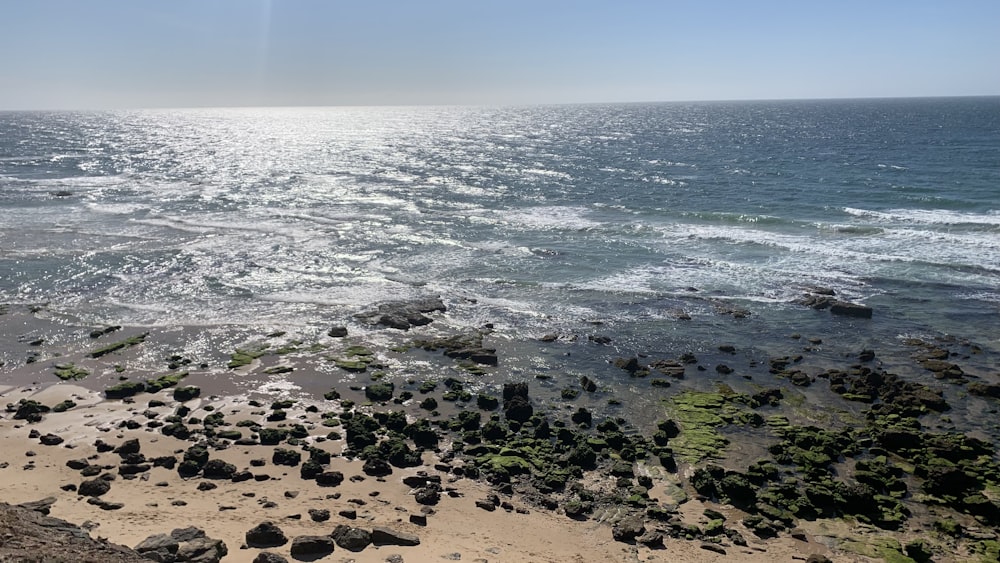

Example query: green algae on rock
[664,389,734,463]
[227,344,269,369]
[53,362,89,380]
[89,333,148,359]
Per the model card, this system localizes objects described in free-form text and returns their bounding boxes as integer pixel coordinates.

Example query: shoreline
[2,302,999,562]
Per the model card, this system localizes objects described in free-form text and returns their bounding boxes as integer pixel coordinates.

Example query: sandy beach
[0,382,826,563]
[2,302,998,563]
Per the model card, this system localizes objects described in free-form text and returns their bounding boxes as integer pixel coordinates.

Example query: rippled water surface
[2,99,998,359]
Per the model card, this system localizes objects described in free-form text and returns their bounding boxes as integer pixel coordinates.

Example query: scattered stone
[245,521,288,548]
[38,433,64,446]
[371,526,420,546]
[78,478,111,497]
[308,508,330,522]
[290,535,336,557]
[700,542,726,555]
[611,514,645,542]
[331,524,372,551]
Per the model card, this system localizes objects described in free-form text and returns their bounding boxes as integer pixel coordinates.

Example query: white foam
[843,207,1000,226]
[501,206,603,230]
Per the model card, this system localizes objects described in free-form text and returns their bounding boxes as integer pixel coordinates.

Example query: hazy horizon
[3,0,999,111]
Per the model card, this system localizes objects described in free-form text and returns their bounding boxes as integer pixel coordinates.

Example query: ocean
[1,97,999,413]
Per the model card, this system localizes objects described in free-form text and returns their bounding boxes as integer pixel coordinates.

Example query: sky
[1,0,999,110]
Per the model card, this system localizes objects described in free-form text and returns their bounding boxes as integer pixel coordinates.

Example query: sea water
[1,98,998,406]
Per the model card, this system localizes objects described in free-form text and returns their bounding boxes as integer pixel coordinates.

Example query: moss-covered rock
[145,371,188,392]
[365,382,394,402]
[172,386,201,402]
[89,333,147,359]
[105,381,146,400]
[53,363,89,380]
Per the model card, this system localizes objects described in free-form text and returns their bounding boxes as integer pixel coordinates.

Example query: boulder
[245,521,288,548]
[316,471,344,487]
[611,514,645,542]
[201,459,236,480]
[363,457,392,477]
[135,533,179,559]
[253,554,288,563]
[272,448,301,467]
[18,497,57,515]
[289,535,336,557]
[114,438,141,456]
[830,301,873,318]
[331,525,372,552]
[176,536,227,563]
[78,478,111,497]
[371,526,420,546]
[356,298,446,331]
[39,433,64,446]
[308,508,330,522]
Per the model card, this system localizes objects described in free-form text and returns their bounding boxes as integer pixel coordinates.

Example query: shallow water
[1,99,998,438]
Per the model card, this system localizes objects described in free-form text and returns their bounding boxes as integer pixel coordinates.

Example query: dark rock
[201,459,237,480]
[173,386,201,402]
[78,478,111,497]
[580,376,597,392]
[135,533,179,558]
[66,459,90,470]
[371,526,420,546]
[366,382,395,402]
[171,527,207,542]
[114,438,141,456]
[176,536,228,562]
[338,509,357,520]
[357,298,446,331]
[308,508,330,522]
[253,554,289,563]
[118,464,151,475]
[363,457,392,477]
[612,514,645,542]
[87,498,124,511]
[331,525,372,551]
[328,326,349,338]
[316,471,344,487]
[636,530,664,549]
[503,383,533,422]
[272,448,301,467]
[402,474,442,488]
[38,433,63,446]
[12,400,50,422]
[700,542,726,555]
[409,513,427,526]
[245,521,288,548]
[805,556,833,563]
[797,294,835,310]
[830,301,873,318]
[18,497,57,515]
[414,487,440,506]
[968,382,1000,399]
[289,535,336,557]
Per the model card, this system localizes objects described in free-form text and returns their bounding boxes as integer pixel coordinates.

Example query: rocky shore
[1,299,999,562]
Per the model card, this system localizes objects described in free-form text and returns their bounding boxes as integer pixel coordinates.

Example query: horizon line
[2,93,998,113]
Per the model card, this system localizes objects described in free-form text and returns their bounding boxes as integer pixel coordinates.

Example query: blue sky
[2,0,998,109]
